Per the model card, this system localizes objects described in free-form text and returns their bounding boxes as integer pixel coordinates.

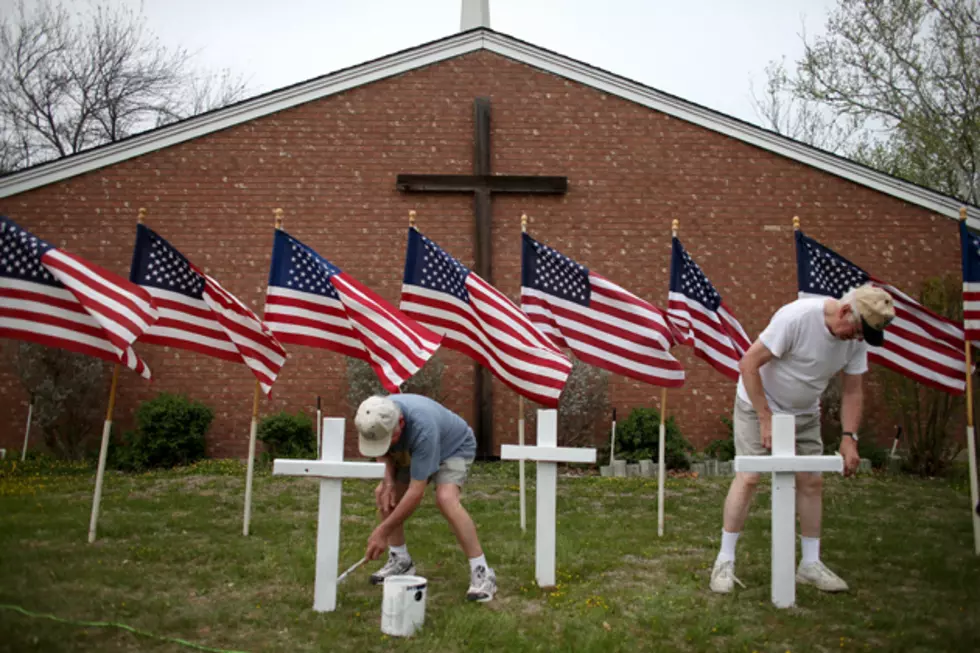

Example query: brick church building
[1,4,975,460]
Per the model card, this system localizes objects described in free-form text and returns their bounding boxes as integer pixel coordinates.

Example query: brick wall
[0,50,962,459]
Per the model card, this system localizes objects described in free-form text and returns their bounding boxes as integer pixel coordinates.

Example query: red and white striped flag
[668,236,751,381]
[0,215,157,378]
[129,223,286,395]
[262,228,442,392]
[520,232,685,388]
[796,229,966,394]
[400,227,571,407]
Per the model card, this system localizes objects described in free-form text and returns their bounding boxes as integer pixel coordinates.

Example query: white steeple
[460,0,490,30]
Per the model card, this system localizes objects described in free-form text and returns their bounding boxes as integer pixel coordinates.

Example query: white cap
[355,396,399,457]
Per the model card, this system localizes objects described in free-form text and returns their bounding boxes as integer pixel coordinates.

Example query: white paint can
[380,574,427,637]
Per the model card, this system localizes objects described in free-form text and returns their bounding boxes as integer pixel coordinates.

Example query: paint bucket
[380,575,427,637]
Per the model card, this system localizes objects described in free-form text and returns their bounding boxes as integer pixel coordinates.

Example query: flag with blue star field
[667,236,751,381]
[520,232,684,388]
[959,219,980,343]
[0,215,157,378]
[129,223,286,396]
[796,229,966,394]
[263,227,442,393]
[399,227,571,407]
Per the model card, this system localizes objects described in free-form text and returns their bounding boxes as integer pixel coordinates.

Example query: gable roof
[1,27,977,227]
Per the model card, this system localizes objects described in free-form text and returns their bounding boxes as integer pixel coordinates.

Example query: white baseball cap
[355,395,399,458]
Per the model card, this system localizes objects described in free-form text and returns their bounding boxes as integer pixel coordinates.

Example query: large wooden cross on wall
[396,97,569,459]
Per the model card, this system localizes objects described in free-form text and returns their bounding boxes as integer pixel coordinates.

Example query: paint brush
[337,556,367,584]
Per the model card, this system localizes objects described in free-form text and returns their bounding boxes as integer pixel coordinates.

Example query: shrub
[613,407,693,469]
[112,393,212,471]
[704,424,736,461]
[557,356,611,448]
[346,351,445,417]
[4,341,107,459]
[257,410,315,460]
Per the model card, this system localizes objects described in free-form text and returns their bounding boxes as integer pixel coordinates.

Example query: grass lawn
[1,457,979,652]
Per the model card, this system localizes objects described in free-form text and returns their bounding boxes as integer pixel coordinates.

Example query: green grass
[1,457,979,652]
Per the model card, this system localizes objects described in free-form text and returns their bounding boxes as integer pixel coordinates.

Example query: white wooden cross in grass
[273,417,385,612]
[734,413,843,608]
[500,409,596,588]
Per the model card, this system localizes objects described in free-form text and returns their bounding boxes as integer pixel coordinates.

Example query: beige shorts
[733,397,823,456]
[395,456,474,486]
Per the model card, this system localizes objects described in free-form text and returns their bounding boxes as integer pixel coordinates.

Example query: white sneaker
[709,558,745,594]
[796,560,849,592]
[466,565,497,602]
[369,552,416,585]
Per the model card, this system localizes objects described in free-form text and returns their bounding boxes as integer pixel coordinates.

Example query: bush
[112,393,212,471]
[557,357,611,448]
[346,351,445,417]
[704,420,736,461]
[257,410,315,460]
[613,407,693,469]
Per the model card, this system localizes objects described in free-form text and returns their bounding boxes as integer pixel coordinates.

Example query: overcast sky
[11,0,839,126]
[95,0,838,126]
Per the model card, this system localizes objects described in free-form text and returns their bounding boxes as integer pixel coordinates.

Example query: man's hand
[365,525,388,561]
[374,480,396,514]
[839,436,860,477]
[760,414,773,450]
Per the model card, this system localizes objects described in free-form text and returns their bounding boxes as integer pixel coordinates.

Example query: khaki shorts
[733,397,823,456]
[395,456,474,486]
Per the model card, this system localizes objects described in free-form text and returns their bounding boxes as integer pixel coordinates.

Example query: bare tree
[0,0,249,173]
[750,0,980,204]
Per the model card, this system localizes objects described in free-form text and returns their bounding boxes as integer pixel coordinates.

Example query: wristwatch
[842,431,859,442]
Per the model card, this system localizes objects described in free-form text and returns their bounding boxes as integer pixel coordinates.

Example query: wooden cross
[500,408,596,588]
[273,418,386,612]
[734,413,843,608]
[396,97,568,459]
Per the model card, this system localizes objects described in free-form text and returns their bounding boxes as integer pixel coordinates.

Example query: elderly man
[710,283,895,594]
[354,393,496,602]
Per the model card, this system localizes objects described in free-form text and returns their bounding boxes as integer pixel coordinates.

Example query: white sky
[8,0,839,126]
[134,0,837,126]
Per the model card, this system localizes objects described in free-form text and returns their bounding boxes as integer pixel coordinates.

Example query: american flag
[796,229,966,394]
[399,227,571,407]
[0,215,157,378]
[520,232,685,388]
[959,220,980,343]
[263,228,442,393]
[129,223,287,396]
[667,236,751,381]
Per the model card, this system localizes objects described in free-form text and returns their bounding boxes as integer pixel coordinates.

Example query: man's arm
[739,339,775,445]
[838,372,863,476]
[366,479,427,560]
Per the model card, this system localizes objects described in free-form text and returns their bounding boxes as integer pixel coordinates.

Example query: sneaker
[369,551,415,585]
[796,560,849,592]
[709,558,745,594]
[466,565,497,602]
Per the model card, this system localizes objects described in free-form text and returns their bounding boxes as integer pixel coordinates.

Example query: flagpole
[961,207,980,555]
[21,394,32,461]
[316,395,322,459]
[243,207,282,536]
[519,213,528,533]
[659,218,679,537]
[89,362,120,543]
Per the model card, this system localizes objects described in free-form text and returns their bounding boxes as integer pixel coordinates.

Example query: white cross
[734,413,843,608]
[500,409,596,588]
[273,417,385,612]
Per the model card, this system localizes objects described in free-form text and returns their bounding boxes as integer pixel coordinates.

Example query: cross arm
[734,454,844,474]
[273,459,386,479]
[500,444,596,464]
[396,174,568,194]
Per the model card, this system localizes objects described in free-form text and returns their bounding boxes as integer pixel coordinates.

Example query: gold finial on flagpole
[962,207,969,222]
[274,208,284,229]
[793,215,801,230]
[137,207,146,224]
[521,213,528,233]
[671,219,679,237]
[409,210,416,228]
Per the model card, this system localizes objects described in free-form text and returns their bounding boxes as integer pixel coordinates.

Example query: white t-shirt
[736,297,868,415]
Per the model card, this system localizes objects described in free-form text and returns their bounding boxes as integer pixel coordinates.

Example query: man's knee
[434,484,460,514]
[796,472,822,494]
[735,471,762,490]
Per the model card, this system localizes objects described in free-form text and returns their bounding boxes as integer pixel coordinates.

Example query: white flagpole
[658,386,667,537]
[21,395,33,461]
[609,407,617,466]
[519,213,529,533]
[89,364,120,543]
[243,379,261,536]
[316,395,322,459]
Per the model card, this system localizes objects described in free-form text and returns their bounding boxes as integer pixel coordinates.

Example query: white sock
[390,544,408,558]
[469,554,487,573]
[801,536,820,564]
[717,529,740,563]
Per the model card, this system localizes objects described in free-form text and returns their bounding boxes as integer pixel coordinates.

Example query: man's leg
[794,414,847,591]
[711,398,764,594]
[433,457,496,602]
[370,473,416,585]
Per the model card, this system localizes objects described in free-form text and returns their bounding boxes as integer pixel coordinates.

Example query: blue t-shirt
[386,394,476,481]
